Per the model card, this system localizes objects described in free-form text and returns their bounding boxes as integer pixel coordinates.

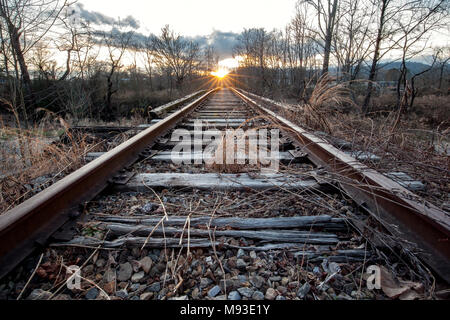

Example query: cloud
[192,30,240,58]
[73,3,140,29]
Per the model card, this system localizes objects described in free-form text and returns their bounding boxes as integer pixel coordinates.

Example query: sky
[75,0,449,65]
[78,0,297,37]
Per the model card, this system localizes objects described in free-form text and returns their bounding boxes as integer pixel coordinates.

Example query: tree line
[0,0,219,124]
[234,0,450,113]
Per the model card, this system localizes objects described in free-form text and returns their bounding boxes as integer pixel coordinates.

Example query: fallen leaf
[380,266,423,300]
[399,289,422,300]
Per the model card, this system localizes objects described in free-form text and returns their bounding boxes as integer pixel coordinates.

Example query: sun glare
[211,68,230,79]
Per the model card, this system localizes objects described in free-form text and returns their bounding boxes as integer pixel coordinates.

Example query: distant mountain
[379,61,432,74]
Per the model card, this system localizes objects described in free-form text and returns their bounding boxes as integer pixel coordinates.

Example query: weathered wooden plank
[103,223,340,244]
[116,173,320,191]
[191,116,249,120]
[148,151,294,163]
[185,119,248,123]
[180,122,254,129]
[52,237,366,260]
[95,215,345,230]
[87,151,296,163]
[193,111,248,115]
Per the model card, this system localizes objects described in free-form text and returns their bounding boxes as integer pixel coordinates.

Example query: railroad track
[0,88,448,300]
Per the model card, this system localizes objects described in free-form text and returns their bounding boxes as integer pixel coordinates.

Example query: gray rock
[158,288,168,300]
[27,289,52,300]
[103,268,116,283]
[169,295,189,300]
[277,286,287,294]
[269,276,282,282]
[237,259,247,270]
[131,271,145,283]
[85,287,99,300]
[250,276,264,288]
[130,283,140,292]
[237,249,245,258]
[191,260,200,268]
[117,263,133,282]
[265,288,277,300]
[328,262,341,274]
[200,278,213,289]
[214,295,227,300]
[313,266,321,275]
[321,259,329,273]
[297,283,311,299]
[83,264,95,274]
[252,291,264,300]
[205,256,213,266]
[337,292,353,300]
[228,291,241,300]
[95,259,106,268]
[54,294,71,300]
[191,287,201,299]
[208,285,221,298]
[276,296,286,300]
[148,282,161,292]
[131,248,141,258]
[130,296,140,300]
[116,290,128,299]
[250,251,257,259]
[220,279,238,291]
[139,256,153,274]
[140,292,154,300]
[238,287,254,298]
[319,283,330,292]
[351,290,366,300]
[141,203,157,214]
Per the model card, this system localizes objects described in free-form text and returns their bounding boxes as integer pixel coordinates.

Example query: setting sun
[211,68,230,79]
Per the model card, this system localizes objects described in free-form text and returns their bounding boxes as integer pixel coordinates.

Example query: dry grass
[205,121,277,173]
[258,80,449,211]
[301,74,357,133]
[0,114,106,214]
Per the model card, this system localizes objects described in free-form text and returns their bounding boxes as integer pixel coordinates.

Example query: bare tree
[394,0,449,109]
[152,25,200,90]
[333,0,374,81]
[435,46,450,91]
[362,0,449,112]
[302,0,340,75]
[0,0,69,123]
[203,45,219,73]
[234,28,274,93]
[102,26,133,118]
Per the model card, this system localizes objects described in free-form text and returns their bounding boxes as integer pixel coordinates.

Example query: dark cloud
[70,6,240,57]
[74,3,140,29]
[192,30,240,58]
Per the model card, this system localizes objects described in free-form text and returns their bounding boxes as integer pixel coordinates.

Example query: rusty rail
[0,89,218,279]
[232,88,450,283]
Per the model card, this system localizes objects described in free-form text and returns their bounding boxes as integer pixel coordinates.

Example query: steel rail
[0,89,218,280]
[149,90,207,118]
[231,87,450,283]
